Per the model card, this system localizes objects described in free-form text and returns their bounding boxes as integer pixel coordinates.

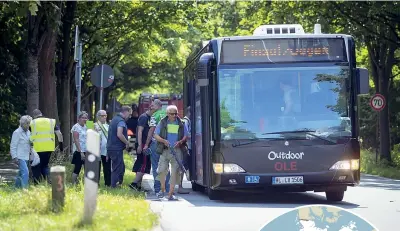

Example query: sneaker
[166,195,178,201]
[156,192,165,198]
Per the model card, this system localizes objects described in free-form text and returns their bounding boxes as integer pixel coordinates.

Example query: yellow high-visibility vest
[30,117,56,152]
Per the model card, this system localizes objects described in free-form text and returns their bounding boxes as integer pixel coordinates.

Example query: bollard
[82,129,101,224]
[50,165,66,213]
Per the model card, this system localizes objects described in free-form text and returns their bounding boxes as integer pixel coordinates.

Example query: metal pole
[76,42,83,120]
[99,64,104,110]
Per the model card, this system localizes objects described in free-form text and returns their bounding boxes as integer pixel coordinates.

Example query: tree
[328,1,400,162]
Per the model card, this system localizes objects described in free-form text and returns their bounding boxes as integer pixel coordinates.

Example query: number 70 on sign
[370,94,385,111]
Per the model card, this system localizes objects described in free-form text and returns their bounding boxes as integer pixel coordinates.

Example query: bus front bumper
[212,170,359,192]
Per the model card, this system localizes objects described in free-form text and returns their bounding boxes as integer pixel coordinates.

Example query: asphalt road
[143,173,400,231]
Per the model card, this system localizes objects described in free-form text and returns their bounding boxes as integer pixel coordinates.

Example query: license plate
[245,176,260,184]
[272,176,304,185]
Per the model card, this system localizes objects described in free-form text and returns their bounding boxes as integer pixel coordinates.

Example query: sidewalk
[143,173,192,231]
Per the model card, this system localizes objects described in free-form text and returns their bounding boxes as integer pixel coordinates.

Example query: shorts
[132,144,151,174]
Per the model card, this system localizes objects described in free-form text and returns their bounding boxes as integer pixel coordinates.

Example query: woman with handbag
[10,115,33,188]
[94,110,111,187]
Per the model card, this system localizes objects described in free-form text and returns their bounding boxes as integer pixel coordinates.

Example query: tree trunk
[378,70,391,162]
[27,51,39,115]
[39,27,59,122]
[58,1,77,149]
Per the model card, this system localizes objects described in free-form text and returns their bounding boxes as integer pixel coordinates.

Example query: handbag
[30,148,40,167]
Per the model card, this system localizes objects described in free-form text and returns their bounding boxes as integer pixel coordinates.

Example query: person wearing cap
[30,109,64,184]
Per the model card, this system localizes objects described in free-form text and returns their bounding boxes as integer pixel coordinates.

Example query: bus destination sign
[220,38,347,64]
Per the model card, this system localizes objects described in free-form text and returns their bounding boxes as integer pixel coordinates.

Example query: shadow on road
[359,175,400,191]
[178,190,360,210]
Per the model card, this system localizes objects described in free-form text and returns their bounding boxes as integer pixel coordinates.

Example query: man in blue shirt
[154,105,188,200]
[107,106,132,188]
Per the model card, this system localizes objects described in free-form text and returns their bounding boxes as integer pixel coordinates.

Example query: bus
[183,24,369,201]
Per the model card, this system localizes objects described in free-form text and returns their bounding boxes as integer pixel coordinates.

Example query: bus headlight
[213,163,246,174]
[329,159,359,170]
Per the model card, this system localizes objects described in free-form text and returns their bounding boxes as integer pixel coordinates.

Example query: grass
[360,149,400,180]
[0,153,158,231]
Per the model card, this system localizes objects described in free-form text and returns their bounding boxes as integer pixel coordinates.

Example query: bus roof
[212,33,351,41]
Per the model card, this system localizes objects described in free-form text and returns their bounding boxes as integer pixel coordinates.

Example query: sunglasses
[168,113,177,116]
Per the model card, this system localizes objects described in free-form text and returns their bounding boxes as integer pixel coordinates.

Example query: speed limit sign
[370,94,385,111]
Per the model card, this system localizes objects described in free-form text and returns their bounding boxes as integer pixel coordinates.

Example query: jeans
[150,141,170,193]
[109,150,125,188]
[15,159,29,188]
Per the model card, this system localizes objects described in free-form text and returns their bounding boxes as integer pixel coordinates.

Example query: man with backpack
[153,105,189,200]
[148,99,171,195]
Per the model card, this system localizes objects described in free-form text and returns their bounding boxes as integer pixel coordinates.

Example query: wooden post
[82,129,101,224]
[50,165,66,213]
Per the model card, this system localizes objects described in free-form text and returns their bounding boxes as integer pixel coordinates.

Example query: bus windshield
[218,66,351,141]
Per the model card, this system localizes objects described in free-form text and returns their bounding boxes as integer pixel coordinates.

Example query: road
[142,174,399,231]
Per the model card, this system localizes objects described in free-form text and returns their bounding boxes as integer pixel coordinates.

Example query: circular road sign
[90,64,114,88]
[370,93,386,111]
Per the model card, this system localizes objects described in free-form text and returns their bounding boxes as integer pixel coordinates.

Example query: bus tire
[325,191,344,202]
[208,188,223,200]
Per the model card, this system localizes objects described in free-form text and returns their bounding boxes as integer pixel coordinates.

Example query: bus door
[194,81,204,185]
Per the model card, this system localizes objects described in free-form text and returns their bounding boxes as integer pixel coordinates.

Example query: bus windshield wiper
[261,129,336,144]
[232,137,283,147]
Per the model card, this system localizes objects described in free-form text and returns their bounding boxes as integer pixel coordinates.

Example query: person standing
[126,103,139,152]
[148,99,171,195]
[70,111,88,184]
[178,106,192,194]
[10,115,33,188]
[94,110,111,187]
[30,109,64,184]
[154,105,189,200]
[107,106,132,188]
[129,101,156,191]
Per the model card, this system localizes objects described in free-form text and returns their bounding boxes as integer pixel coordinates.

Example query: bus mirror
[197,52,214,87]
[357,67,369,95]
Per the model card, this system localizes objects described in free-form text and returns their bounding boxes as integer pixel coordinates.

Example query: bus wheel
[208,188,223,200]
[325,191,344,202]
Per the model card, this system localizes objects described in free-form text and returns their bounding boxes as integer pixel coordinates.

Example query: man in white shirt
[10,115,33,188]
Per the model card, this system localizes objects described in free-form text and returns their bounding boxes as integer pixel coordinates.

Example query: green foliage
[360,149,400,179]
[0,2,28,156]
[0,153,157,230]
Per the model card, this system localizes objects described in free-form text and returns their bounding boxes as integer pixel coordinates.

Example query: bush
[360,149,400,179]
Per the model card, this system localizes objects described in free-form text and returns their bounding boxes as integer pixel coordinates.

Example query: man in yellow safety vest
[30,109,64,184]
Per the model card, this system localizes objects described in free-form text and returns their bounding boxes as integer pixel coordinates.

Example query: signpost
[74,26,83,120]
[370,93,386,163]
[370,93,385,111]
[50,166,66,213]
[90,64,114,110]
[82,129,101,224]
